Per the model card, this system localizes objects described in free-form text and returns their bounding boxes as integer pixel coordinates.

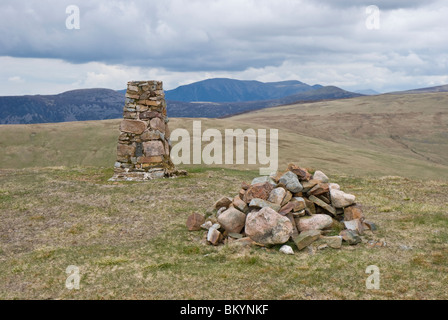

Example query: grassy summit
[0,166,447,299]
[0,91,447,299]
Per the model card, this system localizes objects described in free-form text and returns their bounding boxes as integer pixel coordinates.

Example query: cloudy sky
[1,0,447,95]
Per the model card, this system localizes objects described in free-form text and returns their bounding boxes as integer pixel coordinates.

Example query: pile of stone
[109,81,185,181]
[187,163,377,253]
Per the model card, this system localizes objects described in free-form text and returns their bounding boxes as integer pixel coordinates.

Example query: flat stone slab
[294,230,321,250]
[308,195,336,215]
[109,169,187,181]
[120,119,147,134]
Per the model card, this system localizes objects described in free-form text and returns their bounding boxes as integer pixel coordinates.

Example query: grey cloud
[0,0,447,93]
[315,0,439,10]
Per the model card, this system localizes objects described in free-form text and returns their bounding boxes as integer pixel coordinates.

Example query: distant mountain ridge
[390,84,448,94]
[167,85,363,118]
[0,89,124,125]
[0,78,363,124]
[354,89,380,95]
[164,78,323,102]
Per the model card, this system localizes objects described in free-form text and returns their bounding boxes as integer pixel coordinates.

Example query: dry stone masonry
[110,81,186,181]
[186,163,379,253]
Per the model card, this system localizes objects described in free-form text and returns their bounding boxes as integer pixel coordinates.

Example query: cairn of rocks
[186,163,378,253]
[110,81,186,181]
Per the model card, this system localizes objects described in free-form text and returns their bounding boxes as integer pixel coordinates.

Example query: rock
[313,170,329,183]
[245,207,293,245]
[143,141,165,156]
[308,195,336,215]
[216,206,227,218]
[233,195,248,213]
[287,163,312,181]
[280,245,295,255]
[330,189,356,208]
[329,183,340,190]
[292,197,306,210]
[301,179,319,193]
[126,92,140,100]
[296,214,333,232]
[279,198,306,215]
[213,196,233,210]
[230,237,256,247]
[201,221,213,230]
[207,224,222,246]
[367,239,387,248]
[344,205,364,221]
[123,111,137,119]
[207,229,222,246]
[308,183,330,196]
[249,198,281,212]
[228,233,243,239]
[278,204,293,216]
[243,182,274,203]
[139,111,162,120]
[120,119,147,134]
[304,198,316,215]
[149,117,166,133]
[344,219,365,235]
[128,85,139,92]
[363,220,378,231]
[217,207,246,234]
[321,236,343,249]
[241,181,250,190]
[292,210,306,217]
[317,194,331,204]
[270,170,286,184]
[293,230,321,251]
[140,100,161,107]
[117,143,136,161]
[186,213,205,231]
[279,171,303,193]
[340,229,361,245]
[268,187,287,205]
[138,156,164,164]
[286,213,300,241]
[141,129,163,141]
[281,191,293,206]
[251,176,277,186]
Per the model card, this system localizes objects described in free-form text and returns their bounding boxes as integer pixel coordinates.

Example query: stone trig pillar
[110,80,184,181]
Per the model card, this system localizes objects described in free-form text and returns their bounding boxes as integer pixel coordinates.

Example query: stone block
[120,120,147,135]
[143,141,165,157]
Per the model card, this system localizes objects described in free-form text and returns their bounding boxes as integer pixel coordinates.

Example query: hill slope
[0,92,447,180]
[231,92,448,171]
